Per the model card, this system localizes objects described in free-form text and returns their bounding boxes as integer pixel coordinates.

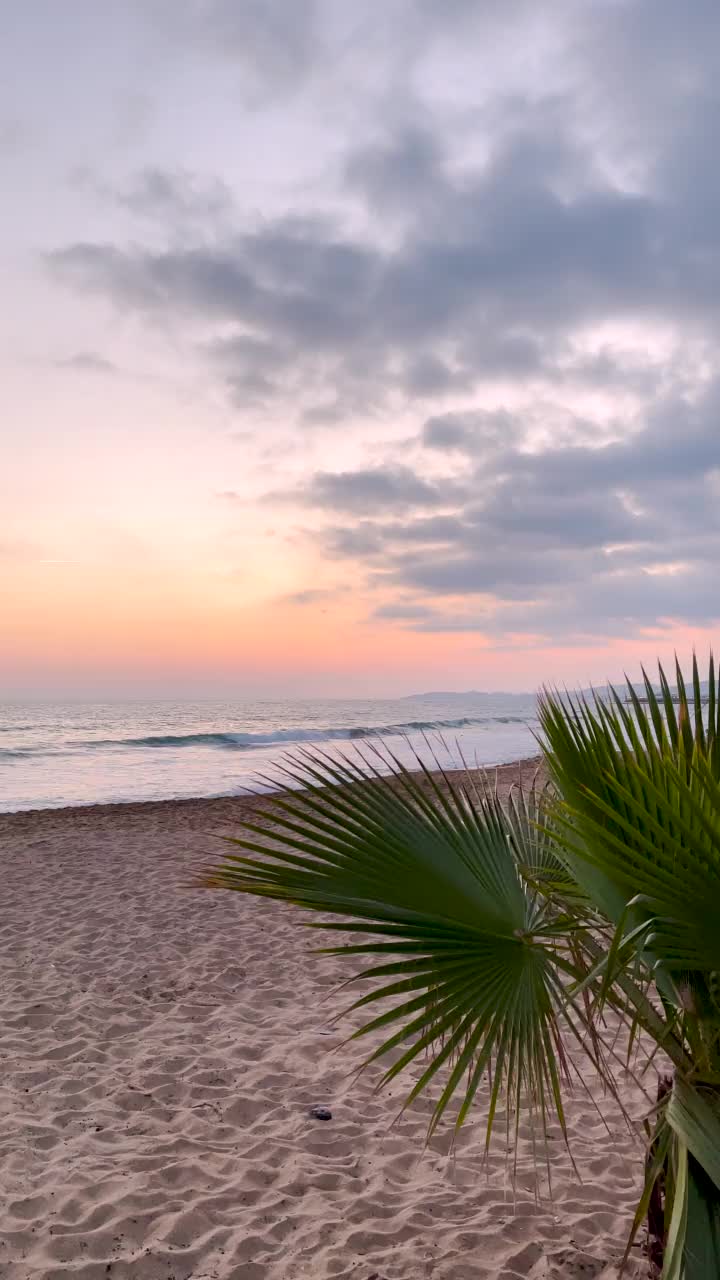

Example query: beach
[1,759,650,1280]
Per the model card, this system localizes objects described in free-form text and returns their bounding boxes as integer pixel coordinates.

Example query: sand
[0,760,651,1280]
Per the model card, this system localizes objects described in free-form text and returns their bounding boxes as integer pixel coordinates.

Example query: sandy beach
[1,760,650,1280]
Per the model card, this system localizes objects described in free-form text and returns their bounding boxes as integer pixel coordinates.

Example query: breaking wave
[81,714,532,752]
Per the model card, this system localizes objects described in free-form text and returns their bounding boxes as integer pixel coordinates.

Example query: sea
[0,692,540,813]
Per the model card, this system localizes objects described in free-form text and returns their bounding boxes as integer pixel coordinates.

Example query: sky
[2,0,719,698]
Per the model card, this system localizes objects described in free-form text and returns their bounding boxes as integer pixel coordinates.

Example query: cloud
[372,601,441,621]
[68,165,234,232]
[39,0,720,647]
[290,465,466,516]
[117,168,234,227]
[47,91,720,423]
[344,126,447,219]
[146,0,324,103]
[422,410,519,453]
[308,378,720,640]
[400,353,472,397]
[206,331,290,406]
[56,352,117,374]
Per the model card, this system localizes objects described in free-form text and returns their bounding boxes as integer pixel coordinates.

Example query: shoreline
[0,752,545,822]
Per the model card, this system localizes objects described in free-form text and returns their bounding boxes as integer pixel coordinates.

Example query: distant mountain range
[405,681,710,705]
[402,690,532,701]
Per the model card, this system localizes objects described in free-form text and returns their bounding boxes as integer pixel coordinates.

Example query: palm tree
[203,656,720,1280]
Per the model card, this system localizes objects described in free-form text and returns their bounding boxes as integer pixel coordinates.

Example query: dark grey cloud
[293,465,466,517]
[207,331,291,406]
[48,94,720,419]
[344,126,447,220]
[309,379,720,640]
[423,410,519,453]
[320,523,388,559]
[401,353,470,398]
[300,402,349,427]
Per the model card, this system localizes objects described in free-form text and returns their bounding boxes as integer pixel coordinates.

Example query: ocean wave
[79,714,533,753]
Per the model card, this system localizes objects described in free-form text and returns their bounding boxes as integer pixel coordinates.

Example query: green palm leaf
[539,656,720,1276]
[538,655,720,981]
[203,751,590,1142]
[202,656,720,1279]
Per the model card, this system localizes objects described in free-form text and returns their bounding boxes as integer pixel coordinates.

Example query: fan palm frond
[538,654,720,982]
[202,655,720,1279]
[203,750,594,1142]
